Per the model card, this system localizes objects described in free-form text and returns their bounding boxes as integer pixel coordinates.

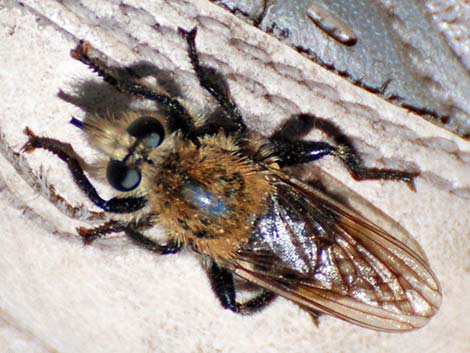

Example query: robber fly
[23,27,441,332]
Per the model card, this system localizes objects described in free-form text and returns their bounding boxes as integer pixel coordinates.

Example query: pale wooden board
[0,1,469,353]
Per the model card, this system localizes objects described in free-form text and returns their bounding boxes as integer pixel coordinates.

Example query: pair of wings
[231,170,441,332]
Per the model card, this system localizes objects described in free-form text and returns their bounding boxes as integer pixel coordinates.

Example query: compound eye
[127,117,165,148]
[106,160,141,191]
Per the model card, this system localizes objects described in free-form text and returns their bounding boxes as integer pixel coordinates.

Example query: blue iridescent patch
[183,185,228,217]
[182,184,228,216]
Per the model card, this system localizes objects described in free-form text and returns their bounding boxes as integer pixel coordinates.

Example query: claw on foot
[22,127,38,153]
[177,26,197,40]
[70,40,92,60]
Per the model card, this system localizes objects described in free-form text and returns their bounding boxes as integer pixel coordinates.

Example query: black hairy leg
[270,114,418,189]
[77,220,126,244]
[209,262,276,314]
[78,220,182,254]
[124,226,182,254]
[178,27,247,134]
[70,41,194,134]
[22,128,147,213]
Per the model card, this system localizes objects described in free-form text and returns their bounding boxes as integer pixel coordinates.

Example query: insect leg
[271,114,418,188]
[77,220,125,244]
[270,139,336,168]
[124,226,182,255]
[209,261,276,314]
[22,128,146,213]
[78,220,181,254]
[70,41,194,134]
[178,27,246,133]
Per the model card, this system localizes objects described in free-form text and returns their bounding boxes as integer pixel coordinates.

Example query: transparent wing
[232,172,441,332]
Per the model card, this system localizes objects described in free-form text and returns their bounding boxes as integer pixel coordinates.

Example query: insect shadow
[58,62,184,117]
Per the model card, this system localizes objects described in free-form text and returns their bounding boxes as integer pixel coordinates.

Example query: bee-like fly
[23,27,441,332]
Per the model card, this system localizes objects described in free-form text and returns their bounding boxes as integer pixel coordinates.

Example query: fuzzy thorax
[145,133,273,263]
